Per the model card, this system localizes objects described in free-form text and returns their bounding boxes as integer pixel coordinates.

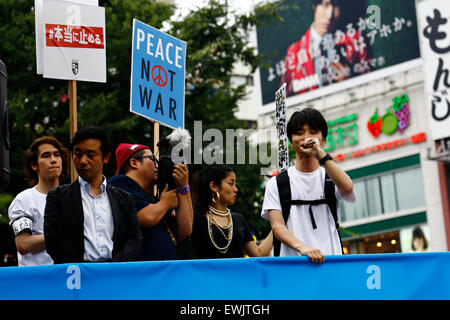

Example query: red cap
[115,143,150,174]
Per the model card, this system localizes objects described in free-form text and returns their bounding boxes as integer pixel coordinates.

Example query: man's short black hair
[286,108,328,142]
[70,125,112,159]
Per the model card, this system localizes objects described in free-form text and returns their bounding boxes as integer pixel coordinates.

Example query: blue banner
[130,19,186,129]
[0,252,449,300]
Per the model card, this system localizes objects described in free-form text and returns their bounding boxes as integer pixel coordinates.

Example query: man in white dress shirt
[44,126,142,263]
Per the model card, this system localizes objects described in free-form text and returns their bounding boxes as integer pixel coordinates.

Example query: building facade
[254,63,450,254]
[247,0,450,254]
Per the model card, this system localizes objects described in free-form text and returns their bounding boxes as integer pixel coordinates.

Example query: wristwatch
[319,153,333,166]
[177,186,190,194]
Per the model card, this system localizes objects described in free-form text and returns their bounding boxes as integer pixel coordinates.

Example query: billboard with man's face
[256,0,421,108]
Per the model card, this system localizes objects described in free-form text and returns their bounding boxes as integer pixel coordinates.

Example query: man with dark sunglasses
[108,143,193,261]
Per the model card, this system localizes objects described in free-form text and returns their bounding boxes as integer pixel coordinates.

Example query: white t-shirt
[261,166,355,256]
[8,187,54,266]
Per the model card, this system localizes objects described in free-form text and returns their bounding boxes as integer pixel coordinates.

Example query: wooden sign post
[69,80,78,182]
[153,121,160,195]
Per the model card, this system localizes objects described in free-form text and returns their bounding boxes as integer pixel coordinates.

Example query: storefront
[314,50,448,254]
[339,155,430,254]
[314,65,446,253]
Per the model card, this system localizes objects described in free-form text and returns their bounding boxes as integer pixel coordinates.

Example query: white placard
[417,0,450,140]
[35,0,98,75]
[37,0,105,82]
[42,0,105,82]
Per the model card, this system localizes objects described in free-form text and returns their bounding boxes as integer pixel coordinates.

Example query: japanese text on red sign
[45,24,104,49]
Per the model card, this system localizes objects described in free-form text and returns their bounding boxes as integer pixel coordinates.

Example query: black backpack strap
[276,169,291,223]
[324,172,343,253]
[290,199,326,230]
[324,172,338,228]
[273,169,291,256]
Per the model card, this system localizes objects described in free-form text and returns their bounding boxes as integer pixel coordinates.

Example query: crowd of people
[8,108,355,266]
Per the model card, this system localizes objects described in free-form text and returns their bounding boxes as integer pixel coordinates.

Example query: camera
[156,136,177,195]
[156,128,191,197]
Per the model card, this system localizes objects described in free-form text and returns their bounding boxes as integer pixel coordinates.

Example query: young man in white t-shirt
[262,108,355,264]
[8,137,68,266]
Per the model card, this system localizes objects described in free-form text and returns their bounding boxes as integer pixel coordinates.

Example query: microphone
[157,128,191,156]
[166,128,191,149]
[303,141,315,148]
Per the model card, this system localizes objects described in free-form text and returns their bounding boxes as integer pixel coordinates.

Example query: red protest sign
[45,24,104,49]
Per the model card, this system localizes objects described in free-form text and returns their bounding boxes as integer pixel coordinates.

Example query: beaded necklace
[208,205,230,217]
[207,207,233,254]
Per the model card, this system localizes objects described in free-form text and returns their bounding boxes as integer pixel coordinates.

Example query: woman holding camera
[192,164,273,259]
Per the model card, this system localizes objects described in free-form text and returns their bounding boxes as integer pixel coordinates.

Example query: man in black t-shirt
[108,143,193,260]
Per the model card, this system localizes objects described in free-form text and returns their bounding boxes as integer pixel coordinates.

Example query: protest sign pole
[153,121,160,196]
[154,121,160,159]
[69,79,78,182]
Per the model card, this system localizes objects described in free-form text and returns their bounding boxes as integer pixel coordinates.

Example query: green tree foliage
[170,0,280,238]
[171,0,279,133]
[1,0,69,193]
[0,194,14,225]
[0,0,174,192]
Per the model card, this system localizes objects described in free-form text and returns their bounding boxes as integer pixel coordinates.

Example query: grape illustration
[395,103,410,132]
[392,94,410,133]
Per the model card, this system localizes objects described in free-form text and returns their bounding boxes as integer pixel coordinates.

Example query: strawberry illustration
[367,108,382,138]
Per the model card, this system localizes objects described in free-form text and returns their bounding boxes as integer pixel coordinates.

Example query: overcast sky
[173,0,264,18]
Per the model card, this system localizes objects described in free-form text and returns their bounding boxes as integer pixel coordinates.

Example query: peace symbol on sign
[151,65,168,87]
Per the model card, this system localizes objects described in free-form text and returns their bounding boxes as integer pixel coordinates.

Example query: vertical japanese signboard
[275,83,289,171]
[130,19,186,129]
[417,0,450,141]
[39,0,106,82]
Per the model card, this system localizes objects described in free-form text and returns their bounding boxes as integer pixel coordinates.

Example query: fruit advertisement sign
[367,94,410,138]
[322,92,426,164]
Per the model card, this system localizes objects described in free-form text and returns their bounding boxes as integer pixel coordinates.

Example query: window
[366,176,382,216]
[341,166,425,223]
[341,180,366,222]
[395,167,425,211]
[380,174,397,214]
